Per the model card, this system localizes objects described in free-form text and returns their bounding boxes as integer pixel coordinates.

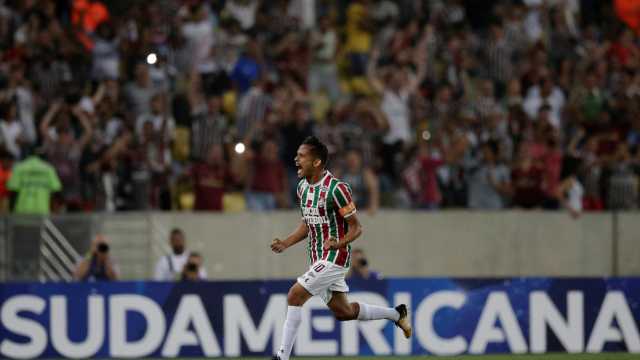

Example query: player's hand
[271,238,287,253]
[323,236,340,251]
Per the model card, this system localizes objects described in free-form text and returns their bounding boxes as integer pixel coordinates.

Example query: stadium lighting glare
[421,130,431,141]
[234,143,246,154]
[146,53,158,65]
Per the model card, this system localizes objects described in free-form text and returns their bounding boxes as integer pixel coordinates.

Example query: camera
[185,262,198,272]
[97,243,109,253]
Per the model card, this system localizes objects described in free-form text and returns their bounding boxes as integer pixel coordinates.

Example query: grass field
[141,354,637,360]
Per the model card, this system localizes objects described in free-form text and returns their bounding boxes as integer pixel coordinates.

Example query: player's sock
[357,302,400,321]
[276,305,302,360]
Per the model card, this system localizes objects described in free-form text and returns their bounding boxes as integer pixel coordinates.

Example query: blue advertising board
[0,278,639,358]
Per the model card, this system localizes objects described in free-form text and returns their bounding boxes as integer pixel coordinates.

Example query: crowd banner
[0,278,639,358]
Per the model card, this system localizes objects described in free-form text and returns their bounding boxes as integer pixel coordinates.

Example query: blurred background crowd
[0,0,639,215]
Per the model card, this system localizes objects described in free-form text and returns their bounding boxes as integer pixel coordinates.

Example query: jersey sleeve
[332,181,357,218]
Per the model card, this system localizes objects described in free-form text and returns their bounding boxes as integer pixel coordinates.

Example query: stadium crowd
[0,0,639,215]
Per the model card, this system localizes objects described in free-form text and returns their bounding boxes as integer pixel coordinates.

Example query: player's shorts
[297,260,349,304]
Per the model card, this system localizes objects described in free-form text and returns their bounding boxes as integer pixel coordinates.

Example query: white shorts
[297,260,349,304]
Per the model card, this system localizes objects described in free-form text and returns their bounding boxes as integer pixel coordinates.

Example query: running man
[270,136,411,360]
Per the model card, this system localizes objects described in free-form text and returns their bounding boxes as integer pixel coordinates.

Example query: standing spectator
[485,20,513,87]
[91,22,120,80]
[245,139,287,211]
[74,234,119,281]
[0,101,24,158]
[189,144,237,211]
[556,156,585,218]
[367,35,428,181]
[135,93,175,142]
[402,141,446,210]
[39,101,94,211]
[523,75,566,128]
[154,228,207,281]
[511,145,546,208]
[125,63,155,118]
[188,70,229,160]
[0,63,36,144]
[467,142,512,209]
[7,149,61,215]
[281,101,315,202]
[231,39,262,96]
[308,16,341,103]
[335,149,380,214]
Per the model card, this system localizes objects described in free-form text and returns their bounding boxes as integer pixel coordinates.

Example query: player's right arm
[271,220,308,253]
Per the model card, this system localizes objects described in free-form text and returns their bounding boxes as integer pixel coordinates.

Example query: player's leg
[327,291,412,338]
[274,279,314,360]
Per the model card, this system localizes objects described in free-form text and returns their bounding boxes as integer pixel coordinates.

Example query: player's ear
[313,158,321,168]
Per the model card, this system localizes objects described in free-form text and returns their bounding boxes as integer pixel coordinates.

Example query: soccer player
[270,136,411,360]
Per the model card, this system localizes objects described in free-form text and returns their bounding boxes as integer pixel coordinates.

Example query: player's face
[294,144,318,178]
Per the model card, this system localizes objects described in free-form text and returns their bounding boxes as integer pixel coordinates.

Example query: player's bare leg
[327,291,412,338]
[273,283,313,360]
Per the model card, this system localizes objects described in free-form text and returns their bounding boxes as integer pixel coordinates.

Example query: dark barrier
[0,278,639,358]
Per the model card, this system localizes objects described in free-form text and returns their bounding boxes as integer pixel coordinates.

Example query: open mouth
[296,163,303,177]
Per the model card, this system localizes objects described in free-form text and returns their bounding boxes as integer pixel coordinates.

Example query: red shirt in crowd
[512,163,545,208]
[190,162,233,211]
[249,156,285,194]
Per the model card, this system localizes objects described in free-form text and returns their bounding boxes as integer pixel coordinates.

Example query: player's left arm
[324,182,363,250]
[324,214,362,250]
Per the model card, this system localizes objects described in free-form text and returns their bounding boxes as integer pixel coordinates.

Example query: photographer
[73,235,119,281]
[180,252,205,281]
[154,228,207,280]
[347,248,382,280]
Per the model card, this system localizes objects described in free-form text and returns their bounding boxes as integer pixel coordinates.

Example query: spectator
[189,144,238,211]
[180,252,206,281]
[0,100,24,158]
[308,16,341,103]
[73,234,119,281]
[556,156,585,218]
[511,145,546,208]
[125,63,155,118]
[135,93,175,142]
[467,141,512,209]
[347,248,382,280]
[7,148,61,215]
[0,150,12,213]
[335,149,380,214]
[188,71,229,161]
[39,101,94,211]
[245,139,287,211]
[0,0,636,214]
[155,228,207,281]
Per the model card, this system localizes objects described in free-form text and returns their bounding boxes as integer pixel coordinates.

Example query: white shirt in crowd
[154,252,208,281]
[523,85,566,128]
[135,113,176,141]
[381,89,412,144]
[0,119,23,158]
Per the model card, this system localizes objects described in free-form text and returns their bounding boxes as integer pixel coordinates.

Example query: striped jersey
[297,171,357,267]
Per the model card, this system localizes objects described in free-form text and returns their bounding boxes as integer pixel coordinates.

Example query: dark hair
[170,228,183,237]
[302,136,328,167]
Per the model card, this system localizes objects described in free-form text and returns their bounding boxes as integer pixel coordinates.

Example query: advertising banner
[0,278,639,358]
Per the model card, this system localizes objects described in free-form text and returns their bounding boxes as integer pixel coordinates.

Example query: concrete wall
[133,210,627,280]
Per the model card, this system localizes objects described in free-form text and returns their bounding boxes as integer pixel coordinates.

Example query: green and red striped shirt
[297,171,356,267]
